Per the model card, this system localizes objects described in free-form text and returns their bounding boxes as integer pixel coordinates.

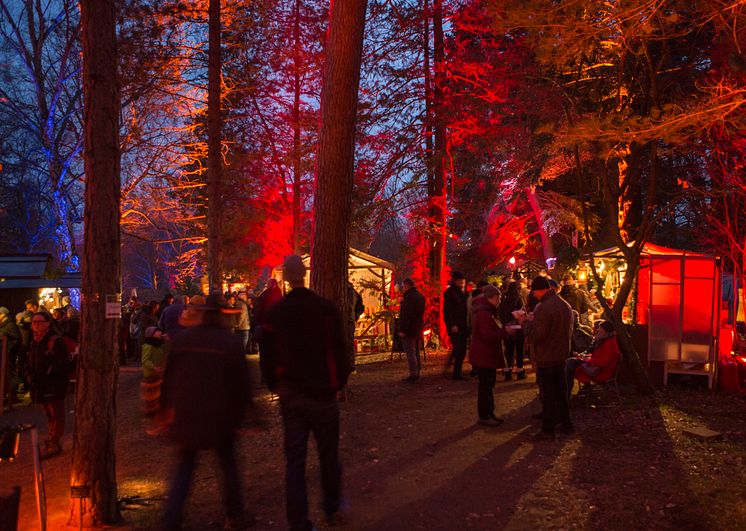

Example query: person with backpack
[27,312,69,458]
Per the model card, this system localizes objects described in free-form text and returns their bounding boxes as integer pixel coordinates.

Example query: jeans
[565,357,585,398]
[536,364,572,434]
[449,333,468,378]
[402,336,420,377]
[280,390,342,531]
[162,435,244,530]
[504,332,525,369]
[41,399,65,444]
[476,367,497,419]
[235,329,249,352]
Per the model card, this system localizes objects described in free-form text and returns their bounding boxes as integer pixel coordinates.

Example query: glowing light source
[509,256,516,266]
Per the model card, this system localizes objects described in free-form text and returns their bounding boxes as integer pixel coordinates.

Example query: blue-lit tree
[0,0,83,271]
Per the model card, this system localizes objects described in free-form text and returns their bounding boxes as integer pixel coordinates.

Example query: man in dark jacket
[443,271,469,379]
[559,274,591,317]
[398,278,426,382]
[518,276,574,440]
[160,293,253,530]
[264,255,352,531]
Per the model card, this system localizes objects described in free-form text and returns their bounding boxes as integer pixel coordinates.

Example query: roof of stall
[592,242,713,259]
[0,254,82,289]
[299,248,395,272]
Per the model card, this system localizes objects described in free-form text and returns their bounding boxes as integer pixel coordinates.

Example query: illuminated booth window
[593,243,721,388]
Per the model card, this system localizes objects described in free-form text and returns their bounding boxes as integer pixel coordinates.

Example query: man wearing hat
[160,292,254,530]
[443,271,470,380]
[264,255,352,531]
[516,276,574,439]
[398,277,426,382]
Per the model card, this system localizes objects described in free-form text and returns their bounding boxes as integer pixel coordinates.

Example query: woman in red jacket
[469,285,514,427]
[565,320,621,398]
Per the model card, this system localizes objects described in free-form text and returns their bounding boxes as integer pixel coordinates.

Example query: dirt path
[3,352,745,530]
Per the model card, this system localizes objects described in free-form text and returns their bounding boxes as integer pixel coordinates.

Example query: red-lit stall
[593,243,721,388]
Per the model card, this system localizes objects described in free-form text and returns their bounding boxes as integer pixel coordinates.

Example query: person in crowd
[140,326,168,433]
[52,308,69,336]
[141,326,168,380]
[576,282,600,326]
[466,280,488,332]
[498,281,527,381]
[398,277,426,383]
[0,307,22,396]
[469,285,513,427]
[560,274,592,323]
[252,278,283,383]
[234,291,252,353]
[65,307,80,341]
[263,255,352,531]
[121,297,139,364]
[160,293,254,530]
[571,310,594,355]
[516,276,574,440]
[443,271,469,380]
[565,320,621,398]
[156,293,174,319]
[158,295,186,338]
[345,281,365,371]
[26,312,69,458]
[136,301,159,354]
[178,295,205,328]
[60,296,73,315]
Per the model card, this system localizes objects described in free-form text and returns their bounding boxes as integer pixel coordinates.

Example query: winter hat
[482,285,500,300]
[530,276,552,291]
[188,295,205,306]
[283,254,306,282]
[451,271,465,280]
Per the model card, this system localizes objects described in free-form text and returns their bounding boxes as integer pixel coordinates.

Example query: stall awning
[593,242,712,258]
[0,254,81,289]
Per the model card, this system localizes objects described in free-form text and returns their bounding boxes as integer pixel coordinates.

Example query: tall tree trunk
[423,0,434,262]
[310,0,368,308]
[207,0,224,293]
[71,0,121,525]
[526,186,554,264]
[431,0,447,342]
[292,0,303,253]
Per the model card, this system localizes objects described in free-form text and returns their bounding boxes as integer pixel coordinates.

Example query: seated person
[565,320,621,397]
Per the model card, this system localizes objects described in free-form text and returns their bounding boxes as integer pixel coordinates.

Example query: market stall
[581,243,721,388]
[274,248,395,352]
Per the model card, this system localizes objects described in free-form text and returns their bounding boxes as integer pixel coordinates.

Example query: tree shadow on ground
[350,398,567,531]
[568,395,718,531]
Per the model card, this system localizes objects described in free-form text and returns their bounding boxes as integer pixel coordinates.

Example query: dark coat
[443,284,468,334]
[264,287,351,401]
[0,318,21,355]
[523,292,573,368]
[468,297,507,369]
[28,331,68,403]
[253,282,283,328]
[399,287,426,337]
[560,285,590,315]
[498,293,524,325]
[160,323,252,450]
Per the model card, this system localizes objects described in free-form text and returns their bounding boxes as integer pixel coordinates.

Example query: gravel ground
[3,351,745,530]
